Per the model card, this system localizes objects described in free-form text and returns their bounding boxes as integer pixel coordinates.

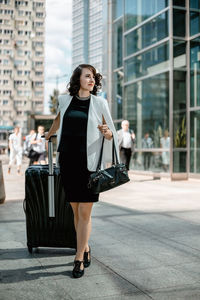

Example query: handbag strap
[112,138,119,165]
[96,137,105,171]
[96,137,119,171]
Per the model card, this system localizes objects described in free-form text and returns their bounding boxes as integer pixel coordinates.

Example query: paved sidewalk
[1,159,200,299]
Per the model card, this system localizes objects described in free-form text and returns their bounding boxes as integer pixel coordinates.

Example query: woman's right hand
[45,132,51,140]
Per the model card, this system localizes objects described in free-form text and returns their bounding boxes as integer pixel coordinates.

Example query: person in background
[23,129,36,166]
[142,132,153,170]
[23,129,34,153]
[8,126,23,175]
[31,126,47,165]
[160,129,170,172]
[117,120,135,170]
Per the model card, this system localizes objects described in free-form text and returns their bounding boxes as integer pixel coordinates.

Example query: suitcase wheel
[28,245,33,253]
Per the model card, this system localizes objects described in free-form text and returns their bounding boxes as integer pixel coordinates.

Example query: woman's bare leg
[75,203,93,267]
[70,202,79,231]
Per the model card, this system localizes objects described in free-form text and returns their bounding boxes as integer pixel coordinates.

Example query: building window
[173,9,186,37]
[190,5,200,36]
[35,101,43,105]
[3,59,9,65]
[113,0,123,19]
[125,72,169,172]
[17,49,23,56]
[113,72,123,120]
[17,111,23,115]
[173,71,186,150]
[173,40,186,69]
[190,37,200,107]
[36,31,43,36]
[190,110,200,173]
[113,20,123,68]
[35,61,43,66]
[35,71,43,76]
[3,49,13,55]
[35,22,43,26]
[24,90,31,96]
[24,70,31,75]
[36,12,44,18]
[125,42,169,82]
[34,81,43,86]
[125,0,169,31]
[17,90,23,96]
[24,50,31,56]
[0,0,11,4]
[36,51,42,56]
[125,11,169,57]
[173,0,185,6]
[4,70,12,75]
[3,111,11,116]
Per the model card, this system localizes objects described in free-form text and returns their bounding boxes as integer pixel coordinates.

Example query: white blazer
[56,93,120,171]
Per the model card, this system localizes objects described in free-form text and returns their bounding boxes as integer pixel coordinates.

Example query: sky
[44,0,72,114]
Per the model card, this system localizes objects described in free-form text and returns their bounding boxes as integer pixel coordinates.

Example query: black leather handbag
[88,137,130,194]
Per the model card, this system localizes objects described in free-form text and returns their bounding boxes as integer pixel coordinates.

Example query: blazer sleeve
[101,98,120,164]
[56,95,65,114]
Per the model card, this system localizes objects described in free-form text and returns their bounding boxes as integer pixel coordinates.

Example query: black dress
[58,95,99,203]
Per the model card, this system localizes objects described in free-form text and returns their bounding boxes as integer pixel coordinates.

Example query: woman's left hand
[98,124,113,140]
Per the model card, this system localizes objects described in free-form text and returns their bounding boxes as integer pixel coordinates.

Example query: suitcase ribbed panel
[24,165,76,249]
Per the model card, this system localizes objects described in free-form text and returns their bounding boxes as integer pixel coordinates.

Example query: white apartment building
[0,0,45,134]
[72,0,103,74]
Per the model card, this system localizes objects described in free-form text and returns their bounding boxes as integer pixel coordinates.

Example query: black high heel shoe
[84,246,91,268]
[72,260,84,278]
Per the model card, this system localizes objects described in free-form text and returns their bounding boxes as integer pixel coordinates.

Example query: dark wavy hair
[67,64,102,96]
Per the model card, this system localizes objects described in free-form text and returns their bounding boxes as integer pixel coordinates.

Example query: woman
[46,64,119,278]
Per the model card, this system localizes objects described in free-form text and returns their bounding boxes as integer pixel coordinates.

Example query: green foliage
[49,89,59,114]
[174,116,186,147]
[153,125,163,148]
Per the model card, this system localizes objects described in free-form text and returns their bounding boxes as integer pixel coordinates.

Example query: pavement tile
[114,265,198,292]
[0,241,24,249]
[0,279,72,300]
[91,241,162,271]
[169,233,200,251]
[149,285,200,300]
[87,292,152,300]
[54,272,140,300]
[172,262,200,282]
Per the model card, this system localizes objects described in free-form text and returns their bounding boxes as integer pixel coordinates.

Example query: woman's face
[79,68,95,92]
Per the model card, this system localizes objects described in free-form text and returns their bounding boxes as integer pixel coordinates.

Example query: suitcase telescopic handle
[48,134,57,175]
[48,134,57,142]
[41,134,57,218]
[41,134,57,175]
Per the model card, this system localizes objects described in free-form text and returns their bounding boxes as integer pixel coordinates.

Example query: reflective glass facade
[111,0,200,178]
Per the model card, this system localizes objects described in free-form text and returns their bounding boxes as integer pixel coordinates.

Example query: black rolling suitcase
[23,136,76,253]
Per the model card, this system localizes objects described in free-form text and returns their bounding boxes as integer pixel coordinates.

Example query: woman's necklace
[76,94,90,100]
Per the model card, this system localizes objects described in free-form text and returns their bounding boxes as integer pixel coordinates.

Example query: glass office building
[72,0,103,73]
[110,0,200,179]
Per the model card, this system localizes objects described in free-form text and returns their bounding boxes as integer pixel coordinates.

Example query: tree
[49,89,59,114]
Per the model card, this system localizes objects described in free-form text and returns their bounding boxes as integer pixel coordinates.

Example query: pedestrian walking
[46,64,119,278]
[23,129,36,165]
[30,126,47,165]
[8,126,23,175]
[142,132,153,170]
[160,130,170,172]
[117,120,135,170]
